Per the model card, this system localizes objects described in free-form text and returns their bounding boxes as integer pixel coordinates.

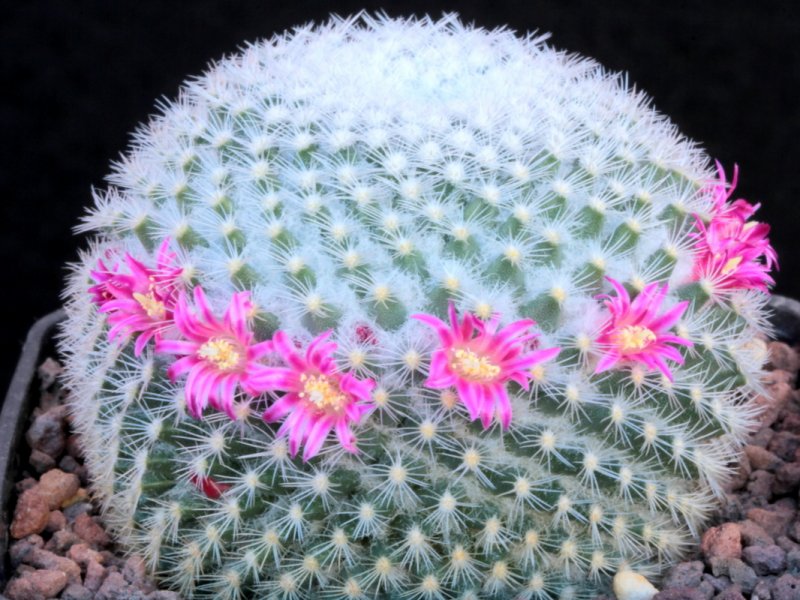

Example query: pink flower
[89,239,183,355]
[259,331,375,461]
[412,303,560,430]
[691,163,777,292]
[594,277,692,381]
[155,286,273,419]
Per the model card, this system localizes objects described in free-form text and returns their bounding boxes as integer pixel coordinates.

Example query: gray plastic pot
[1,310,65,590]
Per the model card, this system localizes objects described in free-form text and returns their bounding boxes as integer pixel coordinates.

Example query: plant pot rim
[1,309,65,590]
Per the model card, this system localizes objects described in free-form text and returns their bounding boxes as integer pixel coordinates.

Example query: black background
[2,1,798,401]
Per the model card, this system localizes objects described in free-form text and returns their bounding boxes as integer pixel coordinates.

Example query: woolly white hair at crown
[58,11,773,600]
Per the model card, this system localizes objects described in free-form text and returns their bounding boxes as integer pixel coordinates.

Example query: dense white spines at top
[58,12,769,599]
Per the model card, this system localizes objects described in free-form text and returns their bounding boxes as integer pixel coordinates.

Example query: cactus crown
[60,13,775,599]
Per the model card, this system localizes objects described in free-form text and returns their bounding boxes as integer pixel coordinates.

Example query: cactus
[59,14,776,599]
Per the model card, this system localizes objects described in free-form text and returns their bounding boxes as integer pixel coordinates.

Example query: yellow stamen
[298,373,347,413]
[450,348,500,382]
[614,325,656,352]
[722,255,743,275]
[197,338,241,371]
[133,292,166,320]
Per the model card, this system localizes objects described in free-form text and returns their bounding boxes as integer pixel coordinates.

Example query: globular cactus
[59,14,777,599]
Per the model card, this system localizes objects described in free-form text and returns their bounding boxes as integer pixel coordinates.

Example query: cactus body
[60,14,774,599]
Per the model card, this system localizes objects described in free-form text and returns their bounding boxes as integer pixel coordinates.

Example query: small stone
[84,558,107,592]
[653,590,707,600]
[74,512,111,548]
[663,561,704,588]
[37,468,80,509]
[748,470,776,500]
[27,547,82,583]
[614,570,659,600]
[8,535,44,566]
[10,487,50,539]
[747,506,796,539]
[743,544,787,575]
[751,426,776,448]
[739,519,775,546]
[786,548,800,572]
[61,582,94,600]
[771,573,800,600]
[28,448,56,472]
[712,587,745,600]
[774,462,800,495]
[752,579,773,600]
[123,554,148,586]
[15,477,37,493]
[767,342,800,373]
[745,445,785,472]
[96,571,136,600]
[727,558,758,594]
[726,452,752,492]
[45,509,66,532]
[25,404,68,457]
[46,528,82,553]
[703,573,732,593]
[768,430,800,462]
[67,542,105,568]
[5,568,69,599]
[63,499,92,522]
[37,357,63,388]
[754,382,793,429]
[702,523,742,561]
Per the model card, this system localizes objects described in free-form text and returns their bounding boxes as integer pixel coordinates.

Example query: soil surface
[3,346,800,599]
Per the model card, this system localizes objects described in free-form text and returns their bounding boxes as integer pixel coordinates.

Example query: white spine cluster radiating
[59,13,769,599]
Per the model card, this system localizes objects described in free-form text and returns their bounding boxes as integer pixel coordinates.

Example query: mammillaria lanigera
[60,13,776,599]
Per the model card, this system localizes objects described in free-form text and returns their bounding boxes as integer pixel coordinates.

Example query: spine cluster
[59,14,776,599]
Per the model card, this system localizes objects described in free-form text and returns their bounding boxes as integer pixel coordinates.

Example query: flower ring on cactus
[155,286,273,419]
[260,330,375,461]
[89,238,182,355]
[691,163,777,293]
[594,277,692,381]
[413,303,560,429]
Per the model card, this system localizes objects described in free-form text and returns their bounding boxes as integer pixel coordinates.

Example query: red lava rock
[726,452,752,492]
[653,589,709,600]
[45,528,82,553]
[750,426,776,448]
[37,468,80,509]
[27,547,82,583]
[10,487,51,539]
[768,342,800,373]
[28,448,56,473]
[123,554,149,587]
[663,560,705,588]
[774,461,800,495]
[742,544,787,575]
[711,586,746,600]
[768,430,800,461]
[84,558,107,592]
[747,470,775,500]
[746,505,796,539]
[45,509,66,532]
[745,445,785,472]
[772,573,800,600]
[702,523,743,561]
[4,568,69,599]
[61,582,94,600]
[8,535,44,566]
[73,513,111,548]
[738,519,775,547]
[754,382,793,429]
[67,542,105,568]
[726,558,758,593]
[96,570,132,600]
[25,404,68,457]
